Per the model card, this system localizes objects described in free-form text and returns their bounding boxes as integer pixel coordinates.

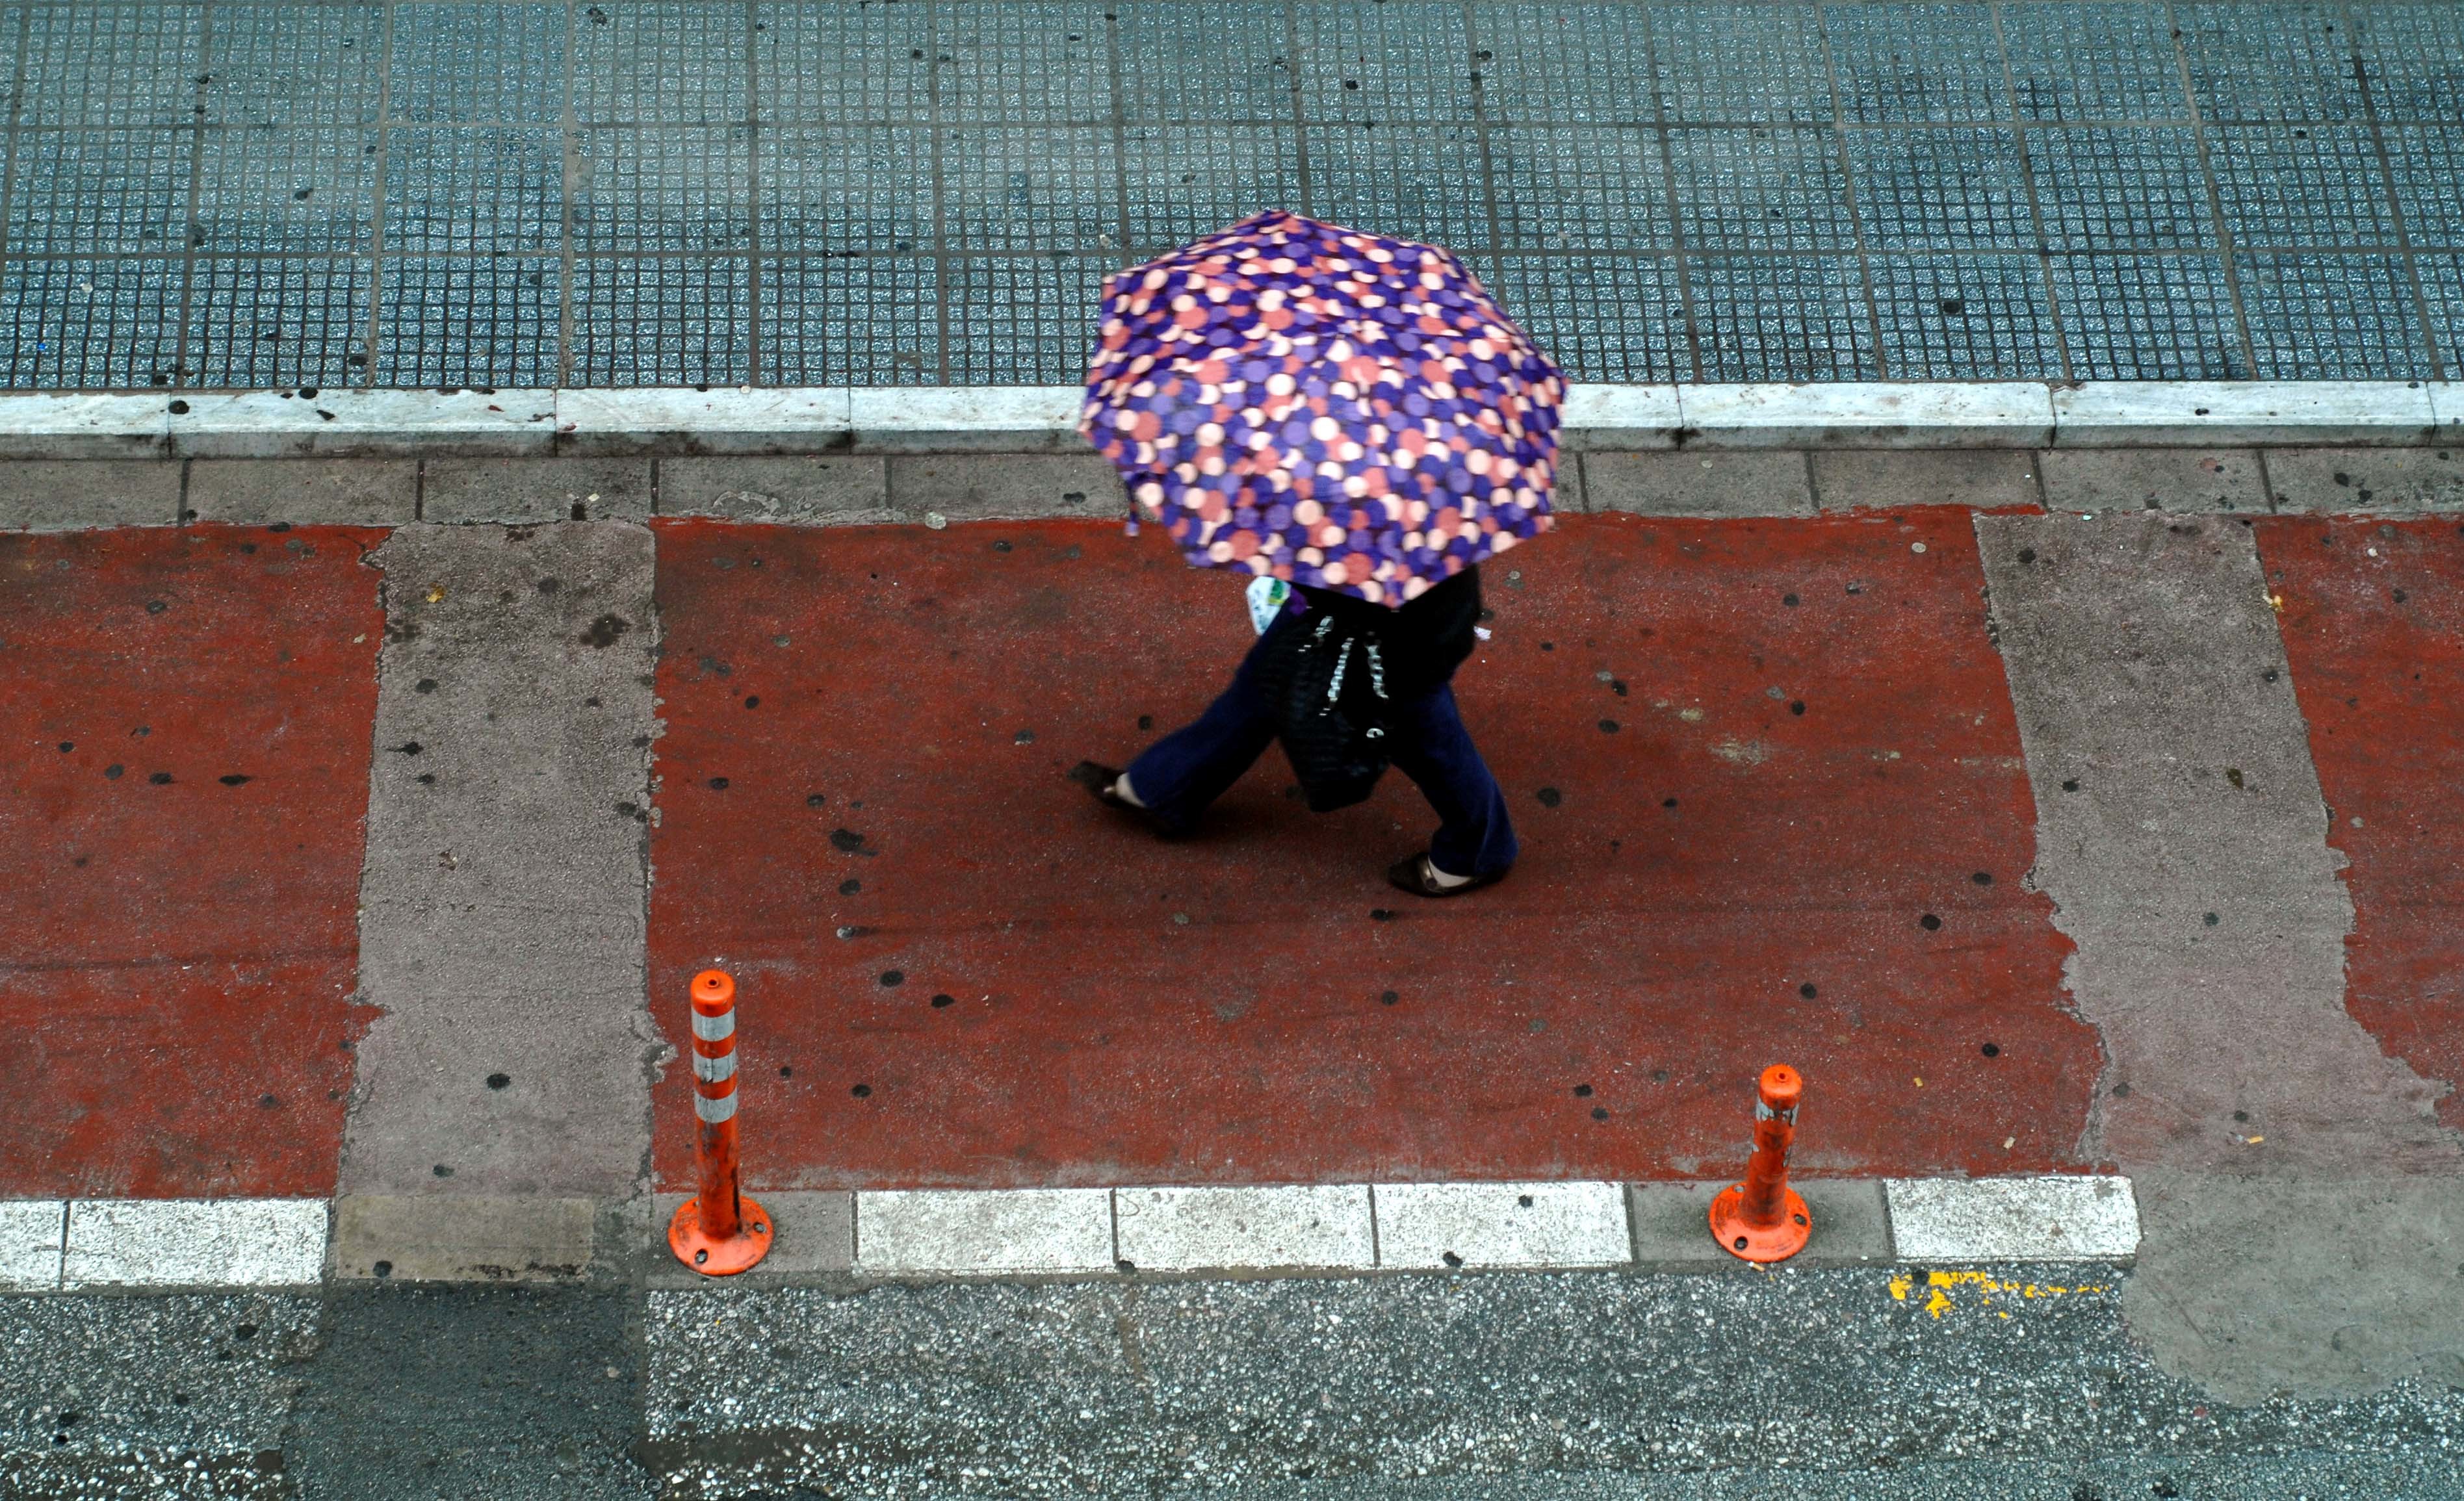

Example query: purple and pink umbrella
[1081,211,1564,608]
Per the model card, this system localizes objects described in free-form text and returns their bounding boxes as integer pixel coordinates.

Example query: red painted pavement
[0,527,381,1197]
[649,511,2096,1189]
[2263,516,2464,1130]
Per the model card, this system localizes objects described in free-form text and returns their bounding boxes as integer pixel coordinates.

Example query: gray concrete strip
[556,387,850,457]
[1809,450,2040,512]
[0,459,181,530]
[343,523,665,1201]
[1627,1180,1891,1266]
[183,459,417,526]
[887,453,1123,523]
[645,1191,853,1287]
[1975,512,2459,1175]
[330,1195,597,1283]
[1584,450,1813,518]
[2263,446,2464,513]
[2051,382,2438,448]
[422,457,653,524]
[655,455,890,522]
[1682,382,2055,449]
[2037,448,2268,514]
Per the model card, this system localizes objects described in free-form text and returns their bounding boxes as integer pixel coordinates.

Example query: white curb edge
[0,1176,2139,1290]
[0,382,2451,462]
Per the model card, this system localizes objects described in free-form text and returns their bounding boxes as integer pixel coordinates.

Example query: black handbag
[1255,609,1395,812]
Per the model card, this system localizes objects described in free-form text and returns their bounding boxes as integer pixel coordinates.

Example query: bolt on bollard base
[669,968,775,1276]
[1709,1063,1813,1264]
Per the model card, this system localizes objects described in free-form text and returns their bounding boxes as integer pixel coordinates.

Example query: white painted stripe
[0,1200,66,1290]
[691,1011,734,1041]
[1,385,2450,468]
[1885,1176,2141,1262]
[857,1188,1115,1276]
[1372,1181,1630,1270]
[61,1199,328,1287]
[693,1090,738,1123]
[692,1051,737,1083]
[1114,1185,1375,1272]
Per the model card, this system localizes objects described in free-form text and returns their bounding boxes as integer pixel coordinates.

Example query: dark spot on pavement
[258,1093,278,1108]
[1442,1251,1463,1268]
[105,764,123,780]
[839,878,860,895]
[708,776,729,790]
[1662,797,1677,808]
[486,1073,510,1090]
[1598,719,1619,733]
[879,969,904,987]
[1590,1106,1609,1121]
[393,742,422,756]
[1574,1084,1593,1097]
[830,828,870,854]
[1799,983,1817,999]
[1380,990,1399,1005]
[148,771,172,784]
[1782,593,1799,607]
[220,774,251,786]
[370,1261,391,1279]
[1015,728,1035,743]
[2224,767,2244,789]
[580,614,630,647]
[1535,786,1562,808]
[931,993,955,1008]
[1137,715,1154,730]
[146,599,168,615]
[433,1164,453,1177]
[1790,700,1805,715]
[536,577,559,593]
[851,1083,872,1097]
[415,678,436,693]
[2112,1083,2131,1097]
[1369,908,1395,921]
[2062,778,2080,791]
[2204,912,2219,926]
[1921,913,1942,930]
[1982,1042,2000,1057]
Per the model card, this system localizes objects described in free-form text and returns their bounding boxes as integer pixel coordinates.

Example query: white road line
[1886,1176,2142,1262]
[1373,1181,1630,1270]
[0,1200,66,1290]
[1113,1185,1375,1272]
[855,1188,1116,1276]
[3,383,2458,470]
[60,1199,328,1288]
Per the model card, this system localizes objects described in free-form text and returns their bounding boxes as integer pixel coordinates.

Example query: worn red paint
[647,512,2095,1189]
[2262,516,2464,1129]
[0,526,382,1197]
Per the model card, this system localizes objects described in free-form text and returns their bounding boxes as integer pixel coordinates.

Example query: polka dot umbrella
[1081,211,1565,608]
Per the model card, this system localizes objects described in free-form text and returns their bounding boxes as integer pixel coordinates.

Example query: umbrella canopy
[1082,211,1564,607]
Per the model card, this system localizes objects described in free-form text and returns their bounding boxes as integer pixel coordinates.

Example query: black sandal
[1386,853,1505,899]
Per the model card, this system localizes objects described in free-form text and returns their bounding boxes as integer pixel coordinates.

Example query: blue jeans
[1125,619,1519,879]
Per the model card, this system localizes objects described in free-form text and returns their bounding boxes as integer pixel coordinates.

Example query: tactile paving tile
[374,255,564,388]
[571,125,754,252]
[1685,254,1878,381]
[1666,126,1857,252]
[2235,252,2433,381]
[571,256,753,385]
[943,255,1105,384]
[1117,124,1304,257]
[2415,253,2464,370]
[1469,253,1689,383]
[192,125,378,255]
[1303,121,1492,250]
[20,3,205,129]
[184,256,370,389]
[1115,1,1296,124]
[931,0,1116,126]
[759,125,933,255]
[6,129,195,257]
[1485,125,1674,251]
[0,257,186,389]
[201,1,382,127]
[1848,126,2036,251]
[573,0,751,126]
[2028,125,2216,251]
[756,0,936,123]
[761,254,940,386]
[937,125,1121,253]
[385,1,569,125]
[1651,2,1832,124]
[1293,0,1474,125]
[2381,125,2464,251]
[382,125,567,255]
[1463,1,1655,125]
[2172,1,2367,123]
[1869,253,2063,379]
[1823,3,2010,124]
[1999,0,2189,122]
[2354,3,2464,125]
[2047,253,2246,379]
[2208,125,2401,250]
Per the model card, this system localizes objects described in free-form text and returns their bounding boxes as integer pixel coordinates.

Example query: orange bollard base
[668,1192,775,1276]
[1708,1184,1812,1263]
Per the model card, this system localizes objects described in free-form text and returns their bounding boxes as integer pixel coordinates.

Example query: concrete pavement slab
[61,1199,327,1289]
[1884,1175,2140,1261]
[1683,383,2055,449]
[421,456,653,523]
[855,1188,1115,1276]
[343,523,664,1200]
[0,1201,66,1292]
[1809,449,2042,512]
[1114,1185,1375,1273]
[2037,447,2269,513]
[0,396,172,461]
[183,458,417,526]
[1583,450,1814,516]
[0,526,380,1198]
[887,452,1123,523]
[0,459,180,530]
[2264,446,2464,512]
[645,1189,854,1284]
[1371,1181,1628,1270]
[1626,1179,1891,1266]
[330,1194,597,1283]
[2051,382,2439,448]
[655,454,892,522]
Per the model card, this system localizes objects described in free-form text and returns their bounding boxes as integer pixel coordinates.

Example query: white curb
[0,383,2454,465]
[0,1199,331,1290]
[1884,1176,2142,1262]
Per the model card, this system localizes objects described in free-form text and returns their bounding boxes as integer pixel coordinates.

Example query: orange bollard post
[1708,1064,1812,1263]
[668,969,775,1275]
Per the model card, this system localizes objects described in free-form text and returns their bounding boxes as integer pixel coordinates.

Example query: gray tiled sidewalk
[3,1,2461,391]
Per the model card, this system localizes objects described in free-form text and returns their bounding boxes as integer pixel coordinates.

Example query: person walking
[1071,212,1563,898]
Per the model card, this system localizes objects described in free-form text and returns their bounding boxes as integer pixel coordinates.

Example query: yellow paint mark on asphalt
[1891,1268,2114,1319]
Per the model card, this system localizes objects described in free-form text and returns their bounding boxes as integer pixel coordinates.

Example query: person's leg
[1386,684,1518,879]
[1119,626,1284,834]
